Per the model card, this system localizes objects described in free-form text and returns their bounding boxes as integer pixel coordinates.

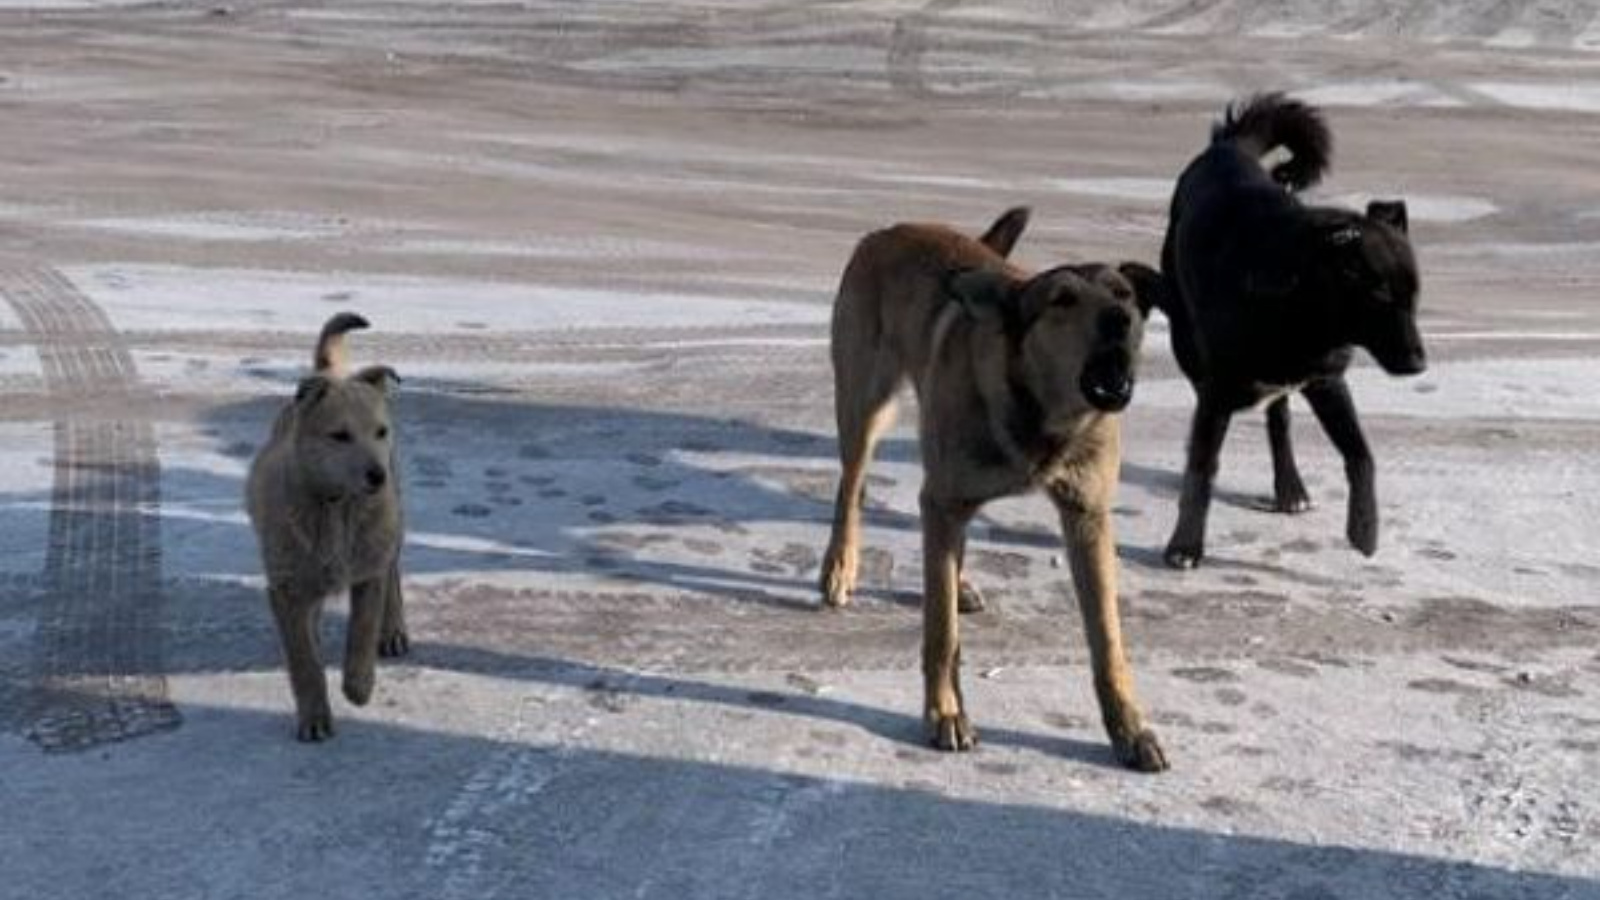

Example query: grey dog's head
[949,261,1162,417]
[287,313,400,502]
[290,370,398,502]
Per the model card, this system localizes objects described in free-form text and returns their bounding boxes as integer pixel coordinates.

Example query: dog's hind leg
[1303,377,1378,556]
[1165,393,1234,569]
[820,353,902,609]
[1266,396,1313,513]
[270,587,333,742]
[378,558,409,658]
[343,577,385,707]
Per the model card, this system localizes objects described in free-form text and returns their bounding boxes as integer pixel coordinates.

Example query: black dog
[1155,93,1427,569]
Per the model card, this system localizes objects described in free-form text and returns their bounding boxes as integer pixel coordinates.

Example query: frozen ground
[1,1,1598,898]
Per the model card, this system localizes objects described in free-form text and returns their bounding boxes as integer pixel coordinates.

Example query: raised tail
[313,312,371,376]
[978,206,1030,258]
[1212,92,1331,191]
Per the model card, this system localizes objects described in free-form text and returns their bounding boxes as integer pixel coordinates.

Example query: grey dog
[246,313,405,742]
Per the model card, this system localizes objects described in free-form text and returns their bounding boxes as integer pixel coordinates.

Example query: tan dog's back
[832,222,1023,382]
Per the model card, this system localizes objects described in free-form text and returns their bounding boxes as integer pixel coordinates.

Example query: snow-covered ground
[0,2,1597,898]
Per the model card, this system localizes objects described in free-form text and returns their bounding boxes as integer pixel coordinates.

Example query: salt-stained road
[1,2,1597,898]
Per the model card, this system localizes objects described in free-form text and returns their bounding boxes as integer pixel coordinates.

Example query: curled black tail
[1212,92,1331,191]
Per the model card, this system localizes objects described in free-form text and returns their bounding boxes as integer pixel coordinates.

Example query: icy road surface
[1,2,1598,898]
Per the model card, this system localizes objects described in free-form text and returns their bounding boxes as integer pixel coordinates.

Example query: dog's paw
[296,711,334,743]
[1347,510,1378,557]
[819,557,855,609]
[1113,729,1169,773]
[378,629,410,658]
[342,672,374,707]
[957,580,987,614]
[1270,484,1314,514]
[1163,542,1203,570]
[925,711,978,752]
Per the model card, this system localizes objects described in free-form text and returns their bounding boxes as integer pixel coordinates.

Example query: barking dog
[1157,93,1428,569]
[247,313,406,741]
[819,208,1169,771]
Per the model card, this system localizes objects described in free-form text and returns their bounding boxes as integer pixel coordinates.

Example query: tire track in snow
[0,261,179,751]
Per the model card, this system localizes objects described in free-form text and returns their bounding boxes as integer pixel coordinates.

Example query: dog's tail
[978,206,1030,258]
[314,312,371,376]
[1212,92,1331,191]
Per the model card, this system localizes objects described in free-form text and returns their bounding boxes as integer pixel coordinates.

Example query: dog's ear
[1116,262,1166,319]
[978,206,1030,259]
[1366,199,1408,234]
[294,375,331,407]
[946,268,1018,313]
[352,365,401,394]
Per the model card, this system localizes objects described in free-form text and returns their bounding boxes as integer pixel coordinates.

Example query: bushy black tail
[1212,92,1331,191]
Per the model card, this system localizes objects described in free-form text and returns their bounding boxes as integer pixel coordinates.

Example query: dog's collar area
[1000,358,1060,475]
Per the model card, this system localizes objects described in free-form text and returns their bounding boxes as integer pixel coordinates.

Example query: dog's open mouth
[1082,374,1134,412]
[1081,356,1135,412]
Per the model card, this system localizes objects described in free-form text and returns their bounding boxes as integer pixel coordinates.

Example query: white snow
[1134,356,1600,422]
[60,265,828,336]
[72,212,355,243]
[1049,177,1173,203]
[1470,81,1600,113]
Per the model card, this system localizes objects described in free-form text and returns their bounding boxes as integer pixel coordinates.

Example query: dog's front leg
[1052,489,1168,772]
[270,586,333,742]
[378,558,409,658]
[1165,394,1234,568]
[1302,377,1378,556]
[952,525,986,614]
[921,493,978,751]
[343,577,385,707]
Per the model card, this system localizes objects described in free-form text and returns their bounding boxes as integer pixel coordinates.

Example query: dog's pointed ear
[294,375,331,406]
[946,267,1018,313]
[978,206,1030,259]
[1367,199,1408,234]
[352,365,401,393]
[1116,262,1166,319]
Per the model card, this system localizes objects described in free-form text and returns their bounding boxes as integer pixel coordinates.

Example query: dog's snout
[1097,308,1132,342]
[365,465,388,490]
[1395,355,1427,376]
[1080,351,1135,413]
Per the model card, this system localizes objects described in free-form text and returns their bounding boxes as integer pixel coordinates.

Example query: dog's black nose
[365,466,387,489]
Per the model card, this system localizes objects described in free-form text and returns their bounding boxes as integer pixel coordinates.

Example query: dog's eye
[330,429,353,443]
[376,426,389,440]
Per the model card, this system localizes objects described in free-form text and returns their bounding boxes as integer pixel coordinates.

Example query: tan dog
[246,313,405,742]
[819,208,1169,771]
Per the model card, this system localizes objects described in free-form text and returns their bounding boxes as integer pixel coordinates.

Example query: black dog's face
[1326,200,1427,376]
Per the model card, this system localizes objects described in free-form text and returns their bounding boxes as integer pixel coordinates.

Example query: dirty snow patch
[61,265,828,335]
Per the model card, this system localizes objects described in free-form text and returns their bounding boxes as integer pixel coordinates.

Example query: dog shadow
[180,389,934,608]
[20,684,1594,900]
[1119,460,1280,513]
